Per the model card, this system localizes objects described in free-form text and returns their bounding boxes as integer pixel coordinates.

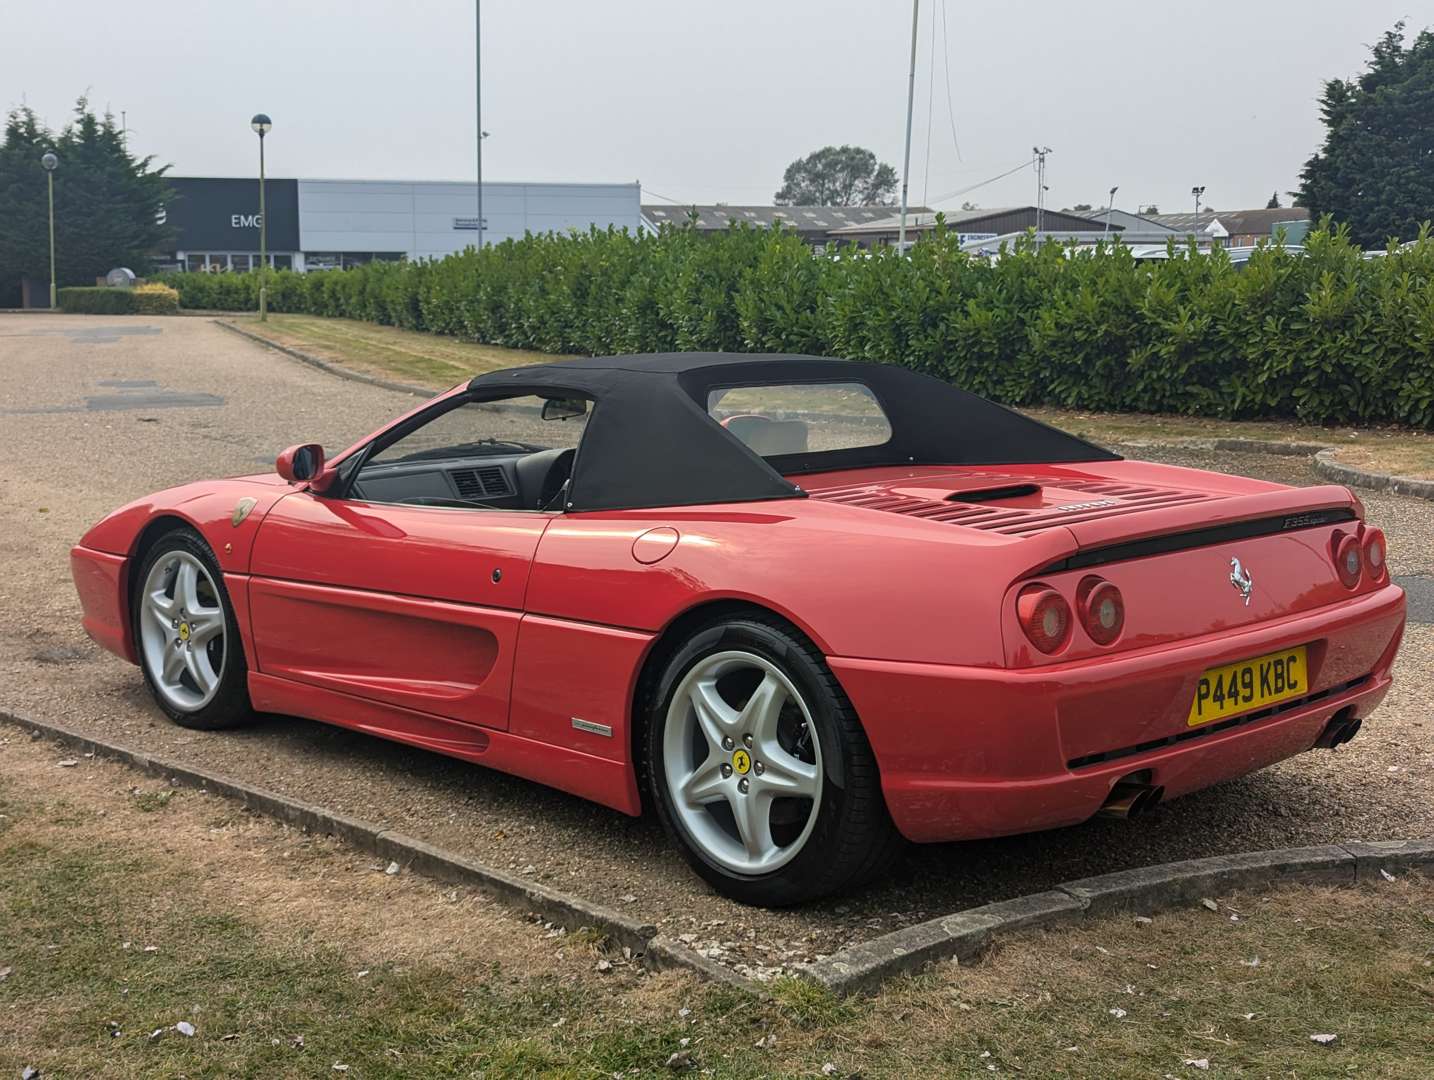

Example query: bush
[58,286,138,314]
[132,282,179,314]
[155,220,1434,428]
[58,282,180,315]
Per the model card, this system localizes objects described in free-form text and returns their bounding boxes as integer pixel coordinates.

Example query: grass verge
[1028,406,1434,479]
[2,731,1432,1078]
[221,313,1434,481]
[219,313,566,389]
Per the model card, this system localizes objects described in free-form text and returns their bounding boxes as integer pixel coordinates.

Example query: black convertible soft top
[468,353,1118,511]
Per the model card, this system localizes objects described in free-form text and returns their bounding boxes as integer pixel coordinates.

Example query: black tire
[131,528,253,730]
[641,613,901,907]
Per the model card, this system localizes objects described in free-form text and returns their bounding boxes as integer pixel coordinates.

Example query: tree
[0,109,51,304]
[1065,203,1094,212]
[0,98,173,303]
[1297,22,1434,246]
[774,146,897,206]
[1266,191,1281,209]
[959,200,980,211]
[1139,204,1160,215]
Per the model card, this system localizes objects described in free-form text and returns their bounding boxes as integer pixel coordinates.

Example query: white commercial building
[159,178,643,272]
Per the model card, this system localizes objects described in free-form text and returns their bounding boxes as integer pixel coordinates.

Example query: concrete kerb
[1311,447,1434,501]
[1112,435,1434,503]
[800,842,1434,994]
[211,318,436,399]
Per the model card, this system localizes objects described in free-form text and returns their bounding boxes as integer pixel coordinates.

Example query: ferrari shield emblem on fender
[231,497,257,527]
[1229,557,1253,606]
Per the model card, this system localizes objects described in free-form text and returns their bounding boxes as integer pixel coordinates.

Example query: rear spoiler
[1028,485,1361,575]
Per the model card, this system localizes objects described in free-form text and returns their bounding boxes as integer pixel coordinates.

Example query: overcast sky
[3,1,1421,214]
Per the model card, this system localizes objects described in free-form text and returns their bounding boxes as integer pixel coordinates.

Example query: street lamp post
[1102,185,1118,243]
[472,7,494,248]
[41,152,58,309]
[251,114,272,321]
[1191,185,1205,246]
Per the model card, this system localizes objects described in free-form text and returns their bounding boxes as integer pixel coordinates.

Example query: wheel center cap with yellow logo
[177,622,191,643]
[731,748,752,775]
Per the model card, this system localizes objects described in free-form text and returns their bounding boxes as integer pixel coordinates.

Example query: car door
[247,493,550,730]
[244,390,592,731]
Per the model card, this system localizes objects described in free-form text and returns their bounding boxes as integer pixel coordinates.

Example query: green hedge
[58,283,179,315]
[58,286,138,313]
[157,221,1434,427]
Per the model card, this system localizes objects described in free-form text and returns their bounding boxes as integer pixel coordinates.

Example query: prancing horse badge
[1229,556,1253,606]
[231,497,257,527]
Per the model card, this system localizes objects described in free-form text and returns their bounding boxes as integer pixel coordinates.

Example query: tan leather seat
[720,414,809,456]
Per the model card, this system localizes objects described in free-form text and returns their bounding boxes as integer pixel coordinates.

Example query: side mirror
[276,443,325,484]
[541,397,588,422]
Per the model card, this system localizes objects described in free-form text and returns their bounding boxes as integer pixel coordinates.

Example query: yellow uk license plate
[1188,646,1308,727]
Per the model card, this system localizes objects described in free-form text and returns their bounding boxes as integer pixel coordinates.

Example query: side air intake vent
[450,466,512,499]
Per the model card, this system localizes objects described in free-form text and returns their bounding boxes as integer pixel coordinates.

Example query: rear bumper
[832,584,1406,843]
[71,545,136,664]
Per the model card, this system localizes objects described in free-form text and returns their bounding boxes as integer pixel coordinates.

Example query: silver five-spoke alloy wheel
[662,650,823,875]
[138,550,228,712]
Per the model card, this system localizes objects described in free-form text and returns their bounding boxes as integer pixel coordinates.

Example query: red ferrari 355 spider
[71,353,1406,905]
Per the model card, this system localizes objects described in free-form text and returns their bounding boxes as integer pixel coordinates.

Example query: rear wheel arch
[633,602,900,904]
[630,599,867,803]
[633,601,804,781]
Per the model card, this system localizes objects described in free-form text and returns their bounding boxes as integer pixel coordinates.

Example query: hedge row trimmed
[58,286,135,313]
[159,222,1434,427]
[58,282,179,315]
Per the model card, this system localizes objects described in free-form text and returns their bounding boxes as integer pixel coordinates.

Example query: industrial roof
[640,204,927,232]
[828,206,1114,236]
[1148,207,1311,235]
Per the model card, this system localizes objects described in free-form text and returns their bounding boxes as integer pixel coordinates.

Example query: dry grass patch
[221,313,565,390]
[1324,441,1434,482]
[1029,405,1434,479]
[3,727,1432,1078]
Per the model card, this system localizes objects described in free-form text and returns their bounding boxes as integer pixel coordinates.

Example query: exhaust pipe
[1315,711,1362,750]
[1097,781,1165,820]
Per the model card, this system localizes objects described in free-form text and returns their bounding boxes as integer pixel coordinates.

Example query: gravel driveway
[2,312,1430,980]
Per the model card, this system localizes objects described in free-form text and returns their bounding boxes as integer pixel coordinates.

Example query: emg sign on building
[161,178,301,271]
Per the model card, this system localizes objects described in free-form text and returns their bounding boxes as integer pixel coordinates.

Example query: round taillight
[1332,531,1362,589]
[1076,576,1125,646]
[1016,584,1072,654]
[1363,528,1386,580]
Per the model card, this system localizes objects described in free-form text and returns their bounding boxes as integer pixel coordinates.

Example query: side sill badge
[570,717,613,737]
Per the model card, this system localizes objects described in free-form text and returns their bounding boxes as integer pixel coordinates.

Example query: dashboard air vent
[450,466,512,499]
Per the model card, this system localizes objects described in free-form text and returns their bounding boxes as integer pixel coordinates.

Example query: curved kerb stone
[800,840,1434,993]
